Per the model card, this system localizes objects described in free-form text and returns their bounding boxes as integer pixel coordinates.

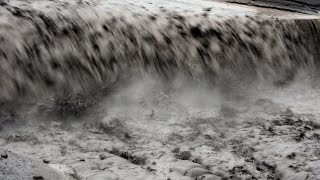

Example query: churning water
[0,0,319,100]
[2,1,320,179]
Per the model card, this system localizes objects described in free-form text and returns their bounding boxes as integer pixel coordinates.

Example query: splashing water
[2,1,320,179]
[0,0,319,100]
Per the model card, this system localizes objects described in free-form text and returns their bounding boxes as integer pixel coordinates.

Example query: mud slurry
[0,0,317,99]
[1,78,320,180]
[1,0,320,180]
[0,149,74,180]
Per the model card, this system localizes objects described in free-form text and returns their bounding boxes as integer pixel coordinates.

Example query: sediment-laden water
[0,0,319,100]
[1,0,320,180]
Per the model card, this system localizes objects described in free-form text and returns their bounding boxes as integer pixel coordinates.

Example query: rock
[196,174,221,180]
[86,173,119,180]
[43,159,50,164]
[175,151,192,160]
[185,167,212,177]
[1,153,8,158]
[0,149,72,180]
[99,117,130,140]
[286,152,296,159]
[170,161,206,175]
[172,147,180,153]
[33,176,44,180]
[147,166,157,172]
[99,154,107,160]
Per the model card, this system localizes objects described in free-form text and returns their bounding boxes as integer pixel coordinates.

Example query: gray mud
[0,0,318,100]
[1,0,320,180]
[3,77,320,179]
[0,149,75,180]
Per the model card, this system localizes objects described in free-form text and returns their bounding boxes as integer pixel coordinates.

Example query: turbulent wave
[2,1,320,179]
[0,0,319,99]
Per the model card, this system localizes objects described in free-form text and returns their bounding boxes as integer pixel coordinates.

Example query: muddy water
[1,0,320,179]
[0,0,319,100]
